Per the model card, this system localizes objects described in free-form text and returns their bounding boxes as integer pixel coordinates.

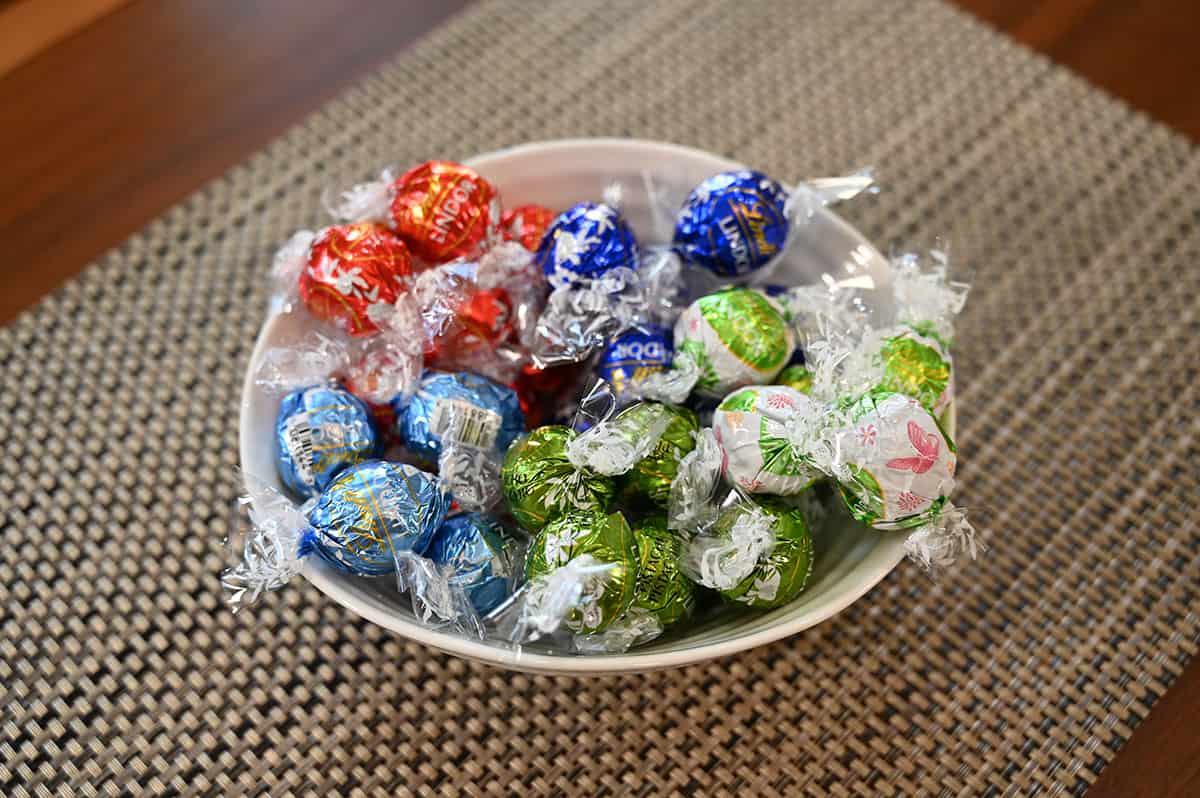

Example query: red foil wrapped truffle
[389,161,498,264]
[500,204,556,252]
[297,223,413,337]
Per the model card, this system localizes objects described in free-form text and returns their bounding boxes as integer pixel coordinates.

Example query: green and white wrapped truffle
[711,385,825,495]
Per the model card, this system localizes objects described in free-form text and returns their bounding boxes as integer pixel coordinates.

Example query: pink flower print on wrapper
[857,423,877,447]
[766,392,796,411]
[886,422,940,475]
[896,490,925,513]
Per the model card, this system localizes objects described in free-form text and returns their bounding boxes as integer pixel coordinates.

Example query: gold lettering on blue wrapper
[729,197,779,264]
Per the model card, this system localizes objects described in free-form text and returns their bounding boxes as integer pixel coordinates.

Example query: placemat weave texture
[3,0,1199,795]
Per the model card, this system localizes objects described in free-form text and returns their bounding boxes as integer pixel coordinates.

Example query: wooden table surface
[1,1,1196,795]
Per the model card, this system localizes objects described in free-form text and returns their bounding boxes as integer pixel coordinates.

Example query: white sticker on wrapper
[283,412,315,485]
[430,399,502,450]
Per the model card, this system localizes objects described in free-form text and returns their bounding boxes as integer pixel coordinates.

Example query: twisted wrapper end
[322,166,397,223]
[903,503,982,575]
[683,503,776,590]
[488,555,617,644]
[667,428,724,535]
[573,607,664,654]
[220,477,311,612]
[566,400,673,477]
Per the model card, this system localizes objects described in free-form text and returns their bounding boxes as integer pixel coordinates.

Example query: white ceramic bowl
[240,138,947,675]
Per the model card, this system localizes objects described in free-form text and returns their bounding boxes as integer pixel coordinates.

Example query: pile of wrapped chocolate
[223,159,978,654]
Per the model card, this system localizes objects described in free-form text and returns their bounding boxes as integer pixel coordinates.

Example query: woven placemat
[3,0,1198,795]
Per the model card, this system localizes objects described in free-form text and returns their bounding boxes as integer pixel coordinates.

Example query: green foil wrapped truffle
[875,324,953,415]
[616,402,700,508]
[714,497,814,610]
[630,516,695,629]
[501,425,616,531]
[525,509,639,633]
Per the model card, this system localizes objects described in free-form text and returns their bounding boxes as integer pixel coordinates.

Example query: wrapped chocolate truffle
[685,495,814,610]
[535,201,639,287]
[596,326,673,404]
[524,509,639,634]
[673,169,876,279]
[711,385,825,495]
[500,204,556,251]
[629,516,695,629]
[274,223,415,337]
[275,384,381,498]
[615,402,700,508]
[501,426,617,530]
[673,170,791,278]
[326,161,498,264]
[397,371,525,464]
[638,288,794,402]
[222,460,451,608]
[828,389,956,530]
[800,250,967,416]
[426,513,525,616]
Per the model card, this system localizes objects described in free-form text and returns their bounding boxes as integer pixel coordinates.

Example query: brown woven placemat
[3,0,1198,795]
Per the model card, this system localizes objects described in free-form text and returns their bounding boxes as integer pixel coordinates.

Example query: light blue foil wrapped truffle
[274,384,380,498]
[302,460,450,576]
[426,513,524,615]
[396,371,525,463]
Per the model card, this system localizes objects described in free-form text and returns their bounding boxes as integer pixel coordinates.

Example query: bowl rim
[240,137,913,675]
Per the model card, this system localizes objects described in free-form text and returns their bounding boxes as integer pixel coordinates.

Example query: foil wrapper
[302,460,450,575]
[534,201,639,287]
[397,371,525,463]
[426,512,524,615]
[672,288,794,398]
[500,425,616,531]
[274,384,381,498]
[673,170,790,278]
[830,390,957,529]
[616,403,700,508]
[711,385,825,496]
[524,509,638,633]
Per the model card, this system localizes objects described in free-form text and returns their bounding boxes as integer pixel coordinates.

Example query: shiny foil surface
[712,385,824,496]
[833,390,957,529]
[500,425,616,531]
[274,384,381,498]
[673,170,790,277]
[616,402,699,508]
[525,509,638,633]
[302,460,450,575]
[673,288,794,398]
[426,512,523,615]
[298,223,414,336]
[630,516,694,628]
[500,204,556,251]
[715,497,813,610]
[597,327,673,403]
[396,371,525,463]
[534,202,639,284]
[389,160,498,264]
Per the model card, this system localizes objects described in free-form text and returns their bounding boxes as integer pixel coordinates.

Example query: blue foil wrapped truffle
[301,460,450,575]
[673,170,791,277]
[597,326,673,402]
[275,384,380,498]
[396,371,525,463]
[427,513,524,615]
[534,201,639,285]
